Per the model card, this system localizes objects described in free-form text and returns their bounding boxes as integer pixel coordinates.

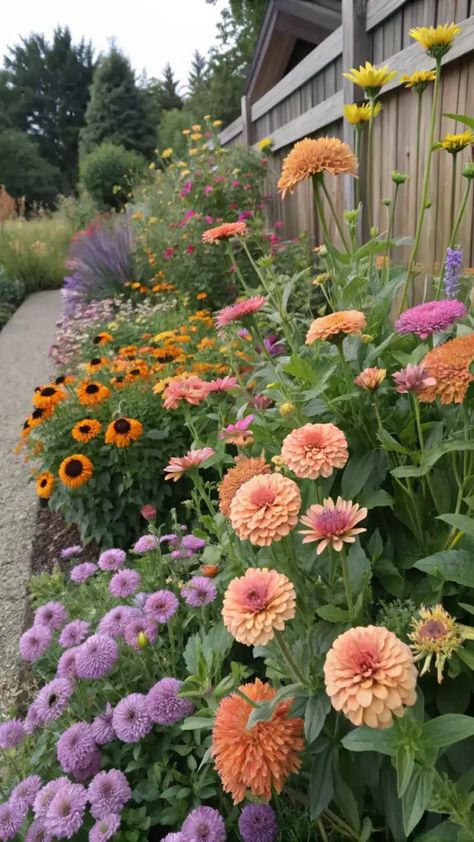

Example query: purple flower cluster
[160,532,206,560]
[395,299,467,338]
[443,246,463,298]
[98,548,126,572]
[75,634,118,680]
[144,590,179,624]
[0,800,27,840]
[34,601,68,630]
[89,812,121,841]
[56,723,100,779]
[70,562,98,584]
[34,679,74,724]
[19,625,52,663]
[59,620,90,649]
[147,678,194,725]
[91,705,115,745]
[112,693,151,743]
[181,577,217,608]
[132,534,159,554]
[0,718,25,749]
[108,569,141,598]
[181,806,226,842]
[60,545,83,560]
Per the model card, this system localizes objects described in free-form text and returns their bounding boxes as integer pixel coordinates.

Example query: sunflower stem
[449,152,458,235]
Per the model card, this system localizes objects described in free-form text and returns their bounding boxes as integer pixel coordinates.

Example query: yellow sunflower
[72,419,102,443]
[343,61,396,93]
[437,131,474,154]
[92,331,113,346]
[343,101,382,124]
[76,381,110,406]
[59,454,94,488]
[104,417,143,448]
[400,69,436,92]
[36,471,55,499]
[409,23,461,58]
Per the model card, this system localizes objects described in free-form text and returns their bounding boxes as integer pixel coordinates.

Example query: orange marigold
[278,137,358,197]
[222,567,296,645]
[229,473,301,546]
[202,221,247,243]
[212,678,304,803]
[218,455,271,517]
[306,310,366,344]
[324,625,418,729]
[418,333,474,404]
[281,423,348,479]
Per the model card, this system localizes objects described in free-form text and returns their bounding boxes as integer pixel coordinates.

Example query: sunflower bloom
[59,454,94,489]
[281,423,348,480]
[324,625,417,728]
[202,222,247,243]
[418,333,474,404]
[343,101,382,125]
[36,471,55,499]
[409,23,461,58]
[343,62,397,93]
[76,381,110,406]
[218,455,271,517]
[306,310,366,344]
[400,69,436,92]
[105,417,143,448]
[212,679,304,803]
[33,385,65,411]
[409,604,467,683]
[229,473,301,546]
[300,497,367,554]
[222,568,296,645]
[278,137,358,197]
[72,419,102,443]
[438,131,474,154]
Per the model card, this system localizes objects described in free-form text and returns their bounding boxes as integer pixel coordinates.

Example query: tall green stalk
[366,98,376,228]
[415,92,423,204]
[449,178,472,248]
[321,178,351,251]
[449,152,458,234]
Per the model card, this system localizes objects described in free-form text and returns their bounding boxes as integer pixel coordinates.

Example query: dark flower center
[93,335,101,344]
[419,619,447,641]
[129,368,140,376]
[41,387,56,397]
[65,459,84,477]
[48,694,57,706]
[55,375,66,385]
[90,358,102,365]
[79,424,91,434]
[23,420,31,430]
[32,408,45,418]
[40,479,47,487]
[86,384,99,394]
[114,419,131,434]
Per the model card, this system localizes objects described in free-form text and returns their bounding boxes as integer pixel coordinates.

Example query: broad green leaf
[422,714,474,748]
[341,451,378,499]
[180,716,213,731]
[353,239,395,260]
[377,428,412,455]
[247,683,302,730]
[437,512,474,539]
[304,692,330,744]
[458,602,474,617]
[392,440,474,479]
[413,549,474,587]
[348,541,371,593]
[316,605,349,622]
[394,744,415,797]
[333,766,361,831]
[415,821,460,841]
[342,726,394,755]
[443,111,474,130]
[457,645,474,670]
[284,354,318,385]
[309,747,334,819]
[402,766,434,836]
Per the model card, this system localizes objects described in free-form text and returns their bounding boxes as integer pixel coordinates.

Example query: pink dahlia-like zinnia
[207,375,238,392]
[222,567,296,645]
[219,414,255,446]
[162,376,210,410]
[299,497,367,554]
[164,447,215,482]
[281,423,348,479]
[229,472,301,546]
[392,364,436,394]
[394,299,467,339]
[324,625,417,728]
[215,296,267,329]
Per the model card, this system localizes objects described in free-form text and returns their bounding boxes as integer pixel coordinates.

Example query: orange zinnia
[278,137,358,197]
[229,472,301,546]
[212,678,304,803]
[222,567,296,645]
[202,221,247,243]
[418,333,474,404]
[218,455,271,516]
[306,310,366,344]
[281,423,348,479]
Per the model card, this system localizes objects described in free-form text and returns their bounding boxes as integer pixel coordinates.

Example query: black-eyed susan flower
[33,385,66,411]
[400,69,436,93]
[54,374,75,386]
[93,332,113,346]
[85,357,108,374]
[343,101,382,124]
[409,23,461,59]
[437,130,474,154]
[76,381,110,406]
[72,419,102,443]
[104,417,143,448]
[36,471,55,499]
[111,375,127,389]
[59,454,94,488]
[26,407,51,429]
[343,62,396,95]
[409,604,467,683]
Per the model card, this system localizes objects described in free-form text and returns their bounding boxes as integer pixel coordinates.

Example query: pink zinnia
[392,364,436,394]
[395,299,467,339]
[299,497,367,554]
[215,296,266,329]
[281,423,348,479]
[162,376,210,410]
[164,447,214,482]
[207,376,238,393]
[219,415,255,446]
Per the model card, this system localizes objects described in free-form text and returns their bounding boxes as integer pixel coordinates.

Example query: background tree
[0,129,59,205]
[188,50,207,95]
[79,142,146,211]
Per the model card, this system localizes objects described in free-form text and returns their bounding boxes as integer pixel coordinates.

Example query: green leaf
[316,605,349,623]
[304,692,330,744]
[443,111,474,130]
[392,440,474,479]
[415,820,460,841]
[458,602,474,617]
[422,714,474,748]
[437,512,474,539]
[333,765,361,832]
[394,744,415,797]
[341,451,378,499]
[401,766,433,836]
[353,239,395,260]
[413,549,474,587]
[247,683,302,730]
[309,747,334,819]
[180,716,213,731]
[377,428,412,455]
[342,726,394,755]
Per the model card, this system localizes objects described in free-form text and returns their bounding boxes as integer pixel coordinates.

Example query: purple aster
[108,569,141,598]
[181,535,206,552]
[34,601,67,630]
[132,534,159,554]
[98,548,126,572]
[70,562,98,583]
[25,818,53,842]
[71,747,102,782]
[162,835,183,842]
[98,606,140,638]
[392,363,437,394]
[24,701,43,734]
[35,678,74,723]
[123,616,157,650]
[88,770,131,819]
[56,723,97,774]
[75,634,119,680]
[89,813,121,842]
[147,678,194,725]
[19,625,52,662]
[181,577,217,608]
[0,800,27,840]
[59,620,90,649]
[133,592,149,609]
[171,549,194,560]
[60,545,82,560]
[56,647,80,681]
[33,778,70,820]
[0,718,25,749]
[238,804,278,842]
[44,782,87,839]
[10,775,42,808]
[144,590,179,624]
[181,806,226,842]
[443,246,463,298]
[159,533,179,545]
[91,704,115,745]
[112,693,151,743]
[394,299,467,338]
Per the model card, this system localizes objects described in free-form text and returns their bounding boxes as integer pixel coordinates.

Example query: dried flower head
[222,567,296,645]
[409,604,466,683]
[278,137,357,196]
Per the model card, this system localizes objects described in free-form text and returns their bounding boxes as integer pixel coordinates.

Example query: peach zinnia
[229,473,301,546]
[202,221,247,243]
[324,626,417,729]
[278,137,358,197]
[212,678,304,803]
[162,375,210,409]
[218,455,270,517]
[418,333,474,404]
[300,497,367,554]
[164,447,214,482]
[306,310,366,344]
[281,423,348,479]
[222,568,296,645]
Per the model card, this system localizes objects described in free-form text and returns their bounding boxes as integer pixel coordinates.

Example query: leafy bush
[79,143,147,210]
[0,267,25,328]
[0,128,60,206]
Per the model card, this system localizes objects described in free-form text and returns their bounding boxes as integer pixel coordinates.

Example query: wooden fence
[219,0,474,267]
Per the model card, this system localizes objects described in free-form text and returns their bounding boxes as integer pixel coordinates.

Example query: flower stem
[321,177,351,251]
[449,152,458,235]
[415,92,423,203]
[225,240,251,294]
[273,632,308,686]
[449,179,472,248]
[366,97,376,228]
[353,127,362,210]
[340,546,354,622]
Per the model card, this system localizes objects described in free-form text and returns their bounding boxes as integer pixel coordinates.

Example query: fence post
[241,94,253,146]
[342,0,369,236]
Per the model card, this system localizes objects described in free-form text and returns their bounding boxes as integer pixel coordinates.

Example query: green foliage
[0,266,25,328]
[0,212,74,290]
[0,129,60,205]
[79,143,146,210]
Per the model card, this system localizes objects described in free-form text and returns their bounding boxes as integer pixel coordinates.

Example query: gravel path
[0,291,61,715]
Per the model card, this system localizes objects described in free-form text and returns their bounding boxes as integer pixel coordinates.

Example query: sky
[0,0,227,89]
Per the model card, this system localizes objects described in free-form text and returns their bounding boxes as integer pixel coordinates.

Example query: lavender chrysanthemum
[10,775,42,808]
[70,562,98,584]
[395,299,467,338]
[35,678,74,723]
[98,606,140,638]
[59,620,90,649]
[443,246,463,298]
[61,545,82,560]
[33,778,70,820]
[25,818,53,841]
[181,806,226,842]
[98,548,126,572]
[392,363,437,394]
[147,678,194,725]
[56,723,97,774]
[238,804,278,842]
[112,693,151,743]
[24,702,43,735]
[19,625,52,662]
[133,592,149,609]
[91,704,115,745]
[0,800,27,840]
[132,535,159,554]
[56,647,80,681]
[71,746,101,782]
[108,569,141,598]
[123,616,157,650]
[0,718,25,749]
[162,834,183,842]
[88,770,131,819]
[45,782,87,839]
[181,535,206,552]
[34,601,68,630]
[89,812,121,842]
[75,634,118,680]
[181,577,217,607]
[144,590,179,624]
[160,533,179,545]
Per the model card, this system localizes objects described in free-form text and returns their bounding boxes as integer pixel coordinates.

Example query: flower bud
[140,504,157,521]
[370,226,379,238]
[201,564,219,578]
[463,162,474,180]
[391,170,409,184]
[361,334,374,344]
[279,402,295,417]
[137,632,148,649]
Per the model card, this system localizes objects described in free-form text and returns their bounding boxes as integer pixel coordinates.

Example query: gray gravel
[0,291,61,716]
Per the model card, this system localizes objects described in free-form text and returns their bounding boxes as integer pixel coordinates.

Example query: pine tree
[188,51,207,94]
[80,45,156,159]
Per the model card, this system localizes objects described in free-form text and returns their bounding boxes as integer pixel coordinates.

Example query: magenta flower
[34,601,67,630]
[181,577,217,607]
[109,569,141,598]
[395,299,467,338]
[215,296,266,329]
[60,545,82,559]
[219,414,255,446]
[206,376,238,393]
[98,548,126,571]
[112,693,151,743]
[144,590,179,624]
[75,634,118,680]
[132,534,159,553]
[70,562,98,583]
[88,770,131,819]
[19,625,52,662]
[392,363,437,394]
[59,619,90,649]
[147,678,194,725]
[181,535,206,552]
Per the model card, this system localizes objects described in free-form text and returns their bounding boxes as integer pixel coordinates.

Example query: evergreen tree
[80,45,156,159]
[188,50,207,94]
[0,129,59,205]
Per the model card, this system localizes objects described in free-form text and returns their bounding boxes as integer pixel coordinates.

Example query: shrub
[80,143,147,210]
[0,266,25,328]
[0,128,60,206]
